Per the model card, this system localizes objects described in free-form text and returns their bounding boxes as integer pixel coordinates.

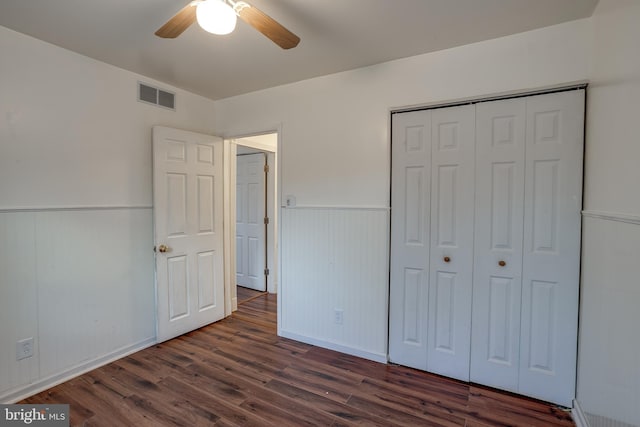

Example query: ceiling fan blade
[235,2,300,49]
[155,2,197,38]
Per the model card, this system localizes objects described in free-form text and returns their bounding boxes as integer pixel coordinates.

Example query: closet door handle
[498,260,506,267]
[443,256,451,263]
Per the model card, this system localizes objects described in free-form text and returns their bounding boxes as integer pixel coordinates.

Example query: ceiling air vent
[138,82,175,110]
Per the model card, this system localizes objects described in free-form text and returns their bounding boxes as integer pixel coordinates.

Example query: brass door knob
[498,260,506,267]
[443,256,451,263]
[158,244,169,253]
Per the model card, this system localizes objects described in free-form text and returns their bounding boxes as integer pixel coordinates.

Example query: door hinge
[264,268,270,276]
[264,164,270,173]
[264,217,269,225]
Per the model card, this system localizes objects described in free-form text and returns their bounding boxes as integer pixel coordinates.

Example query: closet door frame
[388,86,585,407]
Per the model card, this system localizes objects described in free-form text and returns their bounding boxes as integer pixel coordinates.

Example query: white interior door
[389,110,432,370]
[153,126,225,343]
[427,104,475,381]
[519,90,584,406]
[236,153,266,291]
[471,97,526,391]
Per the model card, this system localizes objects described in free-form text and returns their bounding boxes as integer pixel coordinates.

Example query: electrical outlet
[334,309,344,325]
[16,337,34,361]
[285,195,296,207]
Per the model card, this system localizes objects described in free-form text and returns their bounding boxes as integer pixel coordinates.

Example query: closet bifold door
[471,98,526,392]
[519,90,584,407]
[427,104,475,381]
[389,110,432,370]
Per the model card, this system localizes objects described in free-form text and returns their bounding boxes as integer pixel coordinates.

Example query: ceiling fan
[155,0,300,49]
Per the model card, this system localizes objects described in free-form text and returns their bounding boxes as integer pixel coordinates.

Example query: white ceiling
[0,0,598,100]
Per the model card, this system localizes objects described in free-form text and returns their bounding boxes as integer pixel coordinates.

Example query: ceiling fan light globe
[196,0,237,35]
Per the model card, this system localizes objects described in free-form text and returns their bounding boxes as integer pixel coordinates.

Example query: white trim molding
[282,205,390,211]
[279,330,388,364]
[0,205,153,213]
[582,210,640,225]
[572,399,591,427]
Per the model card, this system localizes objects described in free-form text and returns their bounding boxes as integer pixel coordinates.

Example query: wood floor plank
[353,377,468,426]
[239,397,333,427]
[62,378,153,427]
[345,393,460,427]
[265,379,393,426]
[157,376,267,426]
[21,294,574,427]
[275,365,355,404]
[236,286,266,304]
[467,385,574,427]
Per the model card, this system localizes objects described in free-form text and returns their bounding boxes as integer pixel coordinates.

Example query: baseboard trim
[573,399,591,427]
[0,336,156,404]
[279,329,388,364]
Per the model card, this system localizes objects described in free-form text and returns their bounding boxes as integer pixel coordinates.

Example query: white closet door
[519,90,584,407]
[471,98,526,391]
[427,104,475,381]
[389,110,431,370]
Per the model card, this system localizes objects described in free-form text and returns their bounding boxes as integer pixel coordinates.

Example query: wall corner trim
[572,399,591,427]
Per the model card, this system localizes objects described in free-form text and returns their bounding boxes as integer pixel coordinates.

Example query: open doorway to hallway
[228,133,278,308]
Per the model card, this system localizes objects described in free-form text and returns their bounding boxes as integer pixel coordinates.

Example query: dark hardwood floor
[23,294,574,426]
[236,285,267,305]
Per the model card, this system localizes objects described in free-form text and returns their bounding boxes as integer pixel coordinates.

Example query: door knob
[498,260,506,267]
[158,244,169,253]
[443,256,451,263]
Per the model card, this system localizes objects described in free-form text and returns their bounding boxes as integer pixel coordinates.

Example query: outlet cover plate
[16,337,34,360]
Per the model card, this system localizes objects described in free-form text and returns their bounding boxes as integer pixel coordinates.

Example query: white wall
[215,20,591,361]
[0,26,217,402]
[578,1,640,426]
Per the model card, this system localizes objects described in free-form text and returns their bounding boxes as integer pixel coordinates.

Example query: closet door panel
[427,104,475,381]
[471,98,526,391]
[389,110,432,370]
[520,90,584,407]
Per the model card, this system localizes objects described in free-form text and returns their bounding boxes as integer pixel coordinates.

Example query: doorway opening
[227,132,278,310]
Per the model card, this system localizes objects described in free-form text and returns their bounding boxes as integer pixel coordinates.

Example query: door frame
[222,127,281,313]
[387,84,586,406]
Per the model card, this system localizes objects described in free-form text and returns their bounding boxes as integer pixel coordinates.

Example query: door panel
[197,175,214,233]
[153,126,225,342]
[389,110,431,370]
[168,256,188,319]
[427,104,475,381]
[520,90,584,407]
[236,153,266,291]
[197,251,216,310]
[471,98,526,392]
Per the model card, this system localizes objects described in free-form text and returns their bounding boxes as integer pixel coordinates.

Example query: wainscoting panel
[577,213,640,426]
[280,207,390,361]
[0,208,156,402]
